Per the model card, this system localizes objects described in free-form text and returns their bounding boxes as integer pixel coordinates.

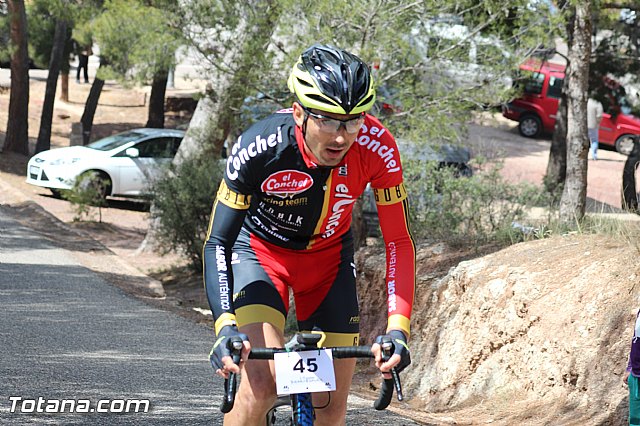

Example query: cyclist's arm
[203,180,251,336]
[374,182,416,339]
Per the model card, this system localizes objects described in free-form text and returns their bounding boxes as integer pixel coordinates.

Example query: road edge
[0,177,166,299]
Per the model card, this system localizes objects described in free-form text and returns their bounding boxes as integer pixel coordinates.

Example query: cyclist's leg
[225,322,284,426]
[295,234,359,426]
[223,231,290,426]
[312,358,356,426]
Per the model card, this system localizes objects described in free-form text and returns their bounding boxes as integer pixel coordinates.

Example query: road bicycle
[219,332,403,425]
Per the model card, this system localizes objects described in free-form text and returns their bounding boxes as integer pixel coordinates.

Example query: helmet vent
[307,94,338,106]
[358,94,375,107]
[297,77,313,88]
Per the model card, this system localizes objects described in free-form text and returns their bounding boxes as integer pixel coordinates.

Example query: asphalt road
[0,205,420,425]
[0,205,220,425]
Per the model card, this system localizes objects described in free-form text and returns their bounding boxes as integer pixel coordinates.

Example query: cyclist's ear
[292,102,305,126]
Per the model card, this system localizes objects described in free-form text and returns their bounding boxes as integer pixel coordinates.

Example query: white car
[26,128,185,199]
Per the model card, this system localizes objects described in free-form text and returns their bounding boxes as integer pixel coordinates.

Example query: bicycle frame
[220,333,403,425]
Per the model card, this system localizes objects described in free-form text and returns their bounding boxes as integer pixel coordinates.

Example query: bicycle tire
[292,393,314,426]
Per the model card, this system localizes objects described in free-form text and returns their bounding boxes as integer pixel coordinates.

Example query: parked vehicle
[502,59,640,155]
[26,128,185,199]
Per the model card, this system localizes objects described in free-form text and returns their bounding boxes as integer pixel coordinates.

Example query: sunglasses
[303,107,365,134]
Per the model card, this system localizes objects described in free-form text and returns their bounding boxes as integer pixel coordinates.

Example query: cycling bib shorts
[231,228,360,347]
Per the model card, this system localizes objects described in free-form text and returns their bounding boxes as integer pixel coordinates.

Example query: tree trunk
[141,1,281,255]
[172,92,218,163]
[351,197,367,249]
[59,26,72,102]
[80,72,105,145]
[559,2,592,224]
[3,0,29,156]
[545,0,572,201]
[173,0,280,163]
[35,19,68,154]
[621,138,640,213]
[545,92,568,197]
[60,71,69,102]
[145,70,168,129]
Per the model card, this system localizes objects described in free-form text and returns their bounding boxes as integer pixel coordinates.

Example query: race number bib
[274,349,336,395]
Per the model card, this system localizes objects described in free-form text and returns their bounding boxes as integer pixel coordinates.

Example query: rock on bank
[356,234,639,424]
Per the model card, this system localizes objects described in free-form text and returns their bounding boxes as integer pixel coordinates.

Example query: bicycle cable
[313,392,331,410]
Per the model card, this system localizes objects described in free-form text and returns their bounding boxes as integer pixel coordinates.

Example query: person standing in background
[587,97,603,161]
[76,42,92,84]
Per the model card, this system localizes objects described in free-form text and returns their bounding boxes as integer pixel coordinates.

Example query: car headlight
[49,158,82,165]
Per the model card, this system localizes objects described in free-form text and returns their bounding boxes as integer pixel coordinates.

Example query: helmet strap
[301,112,311,146]
[302,113,309,137]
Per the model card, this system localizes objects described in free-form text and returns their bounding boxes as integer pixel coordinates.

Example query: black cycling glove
[209,325,248,371]
[376,330,411,373]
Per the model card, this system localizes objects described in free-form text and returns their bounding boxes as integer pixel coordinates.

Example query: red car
[502,60,639,155]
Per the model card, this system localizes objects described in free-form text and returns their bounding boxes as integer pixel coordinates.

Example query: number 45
[293,357,318,373]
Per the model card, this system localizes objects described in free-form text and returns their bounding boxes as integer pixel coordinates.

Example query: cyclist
[204,43,416,425]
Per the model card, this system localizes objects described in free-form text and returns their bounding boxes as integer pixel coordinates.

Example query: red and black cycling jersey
[203,110,416,338]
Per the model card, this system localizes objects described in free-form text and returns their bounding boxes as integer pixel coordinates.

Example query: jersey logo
[261,170,314,199]
[374,183,408,206]
[322,183,356,238]
[227,126,283,181]
[357,123,401,173]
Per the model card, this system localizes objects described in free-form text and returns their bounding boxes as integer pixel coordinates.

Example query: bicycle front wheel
[291,393,314,425]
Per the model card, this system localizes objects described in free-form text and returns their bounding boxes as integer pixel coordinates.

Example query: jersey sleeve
[205,116,292,335]
[375,185,416,339]
[362,115,415,338]
[203,178,251,336]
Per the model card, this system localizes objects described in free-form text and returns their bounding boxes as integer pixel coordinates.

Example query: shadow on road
[38,191,150,212]
[586,197,625,214]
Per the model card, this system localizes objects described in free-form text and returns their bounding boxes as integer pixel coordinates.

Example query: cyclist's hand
[373,330,411,378]
[209,325,250,379]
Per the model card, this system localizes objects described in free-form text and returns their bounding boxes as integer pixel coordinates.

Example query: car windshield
[87,131,144,151]
[523,72,545,95]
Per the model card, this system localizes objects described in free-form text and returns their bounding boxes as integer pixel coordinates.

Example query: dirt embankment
[357,236,640,425]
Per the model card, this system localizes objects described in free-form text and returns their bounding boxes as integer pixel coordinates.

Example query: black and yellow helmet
[288,44,376,115]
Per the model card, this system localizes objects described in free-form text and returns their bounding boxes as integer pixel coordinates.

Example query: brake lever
[389,367,403,401]
[220,337,244,413]
[382,338,403,401]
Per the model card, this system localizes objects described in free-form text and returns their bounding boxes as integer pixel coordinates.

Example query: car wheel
[615,135,636,156]
[518,115,542,138]
[78,171,112,201]
[50,189,64,198]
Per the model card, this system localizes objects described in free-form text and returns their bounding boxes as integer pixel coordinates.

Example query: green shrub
[147,154,224,270]
[403,157,546,247]
[61,172,109,222]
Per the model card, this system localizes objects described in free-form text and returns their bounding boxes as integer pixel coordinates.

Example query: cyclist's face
[293,102,363,167]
